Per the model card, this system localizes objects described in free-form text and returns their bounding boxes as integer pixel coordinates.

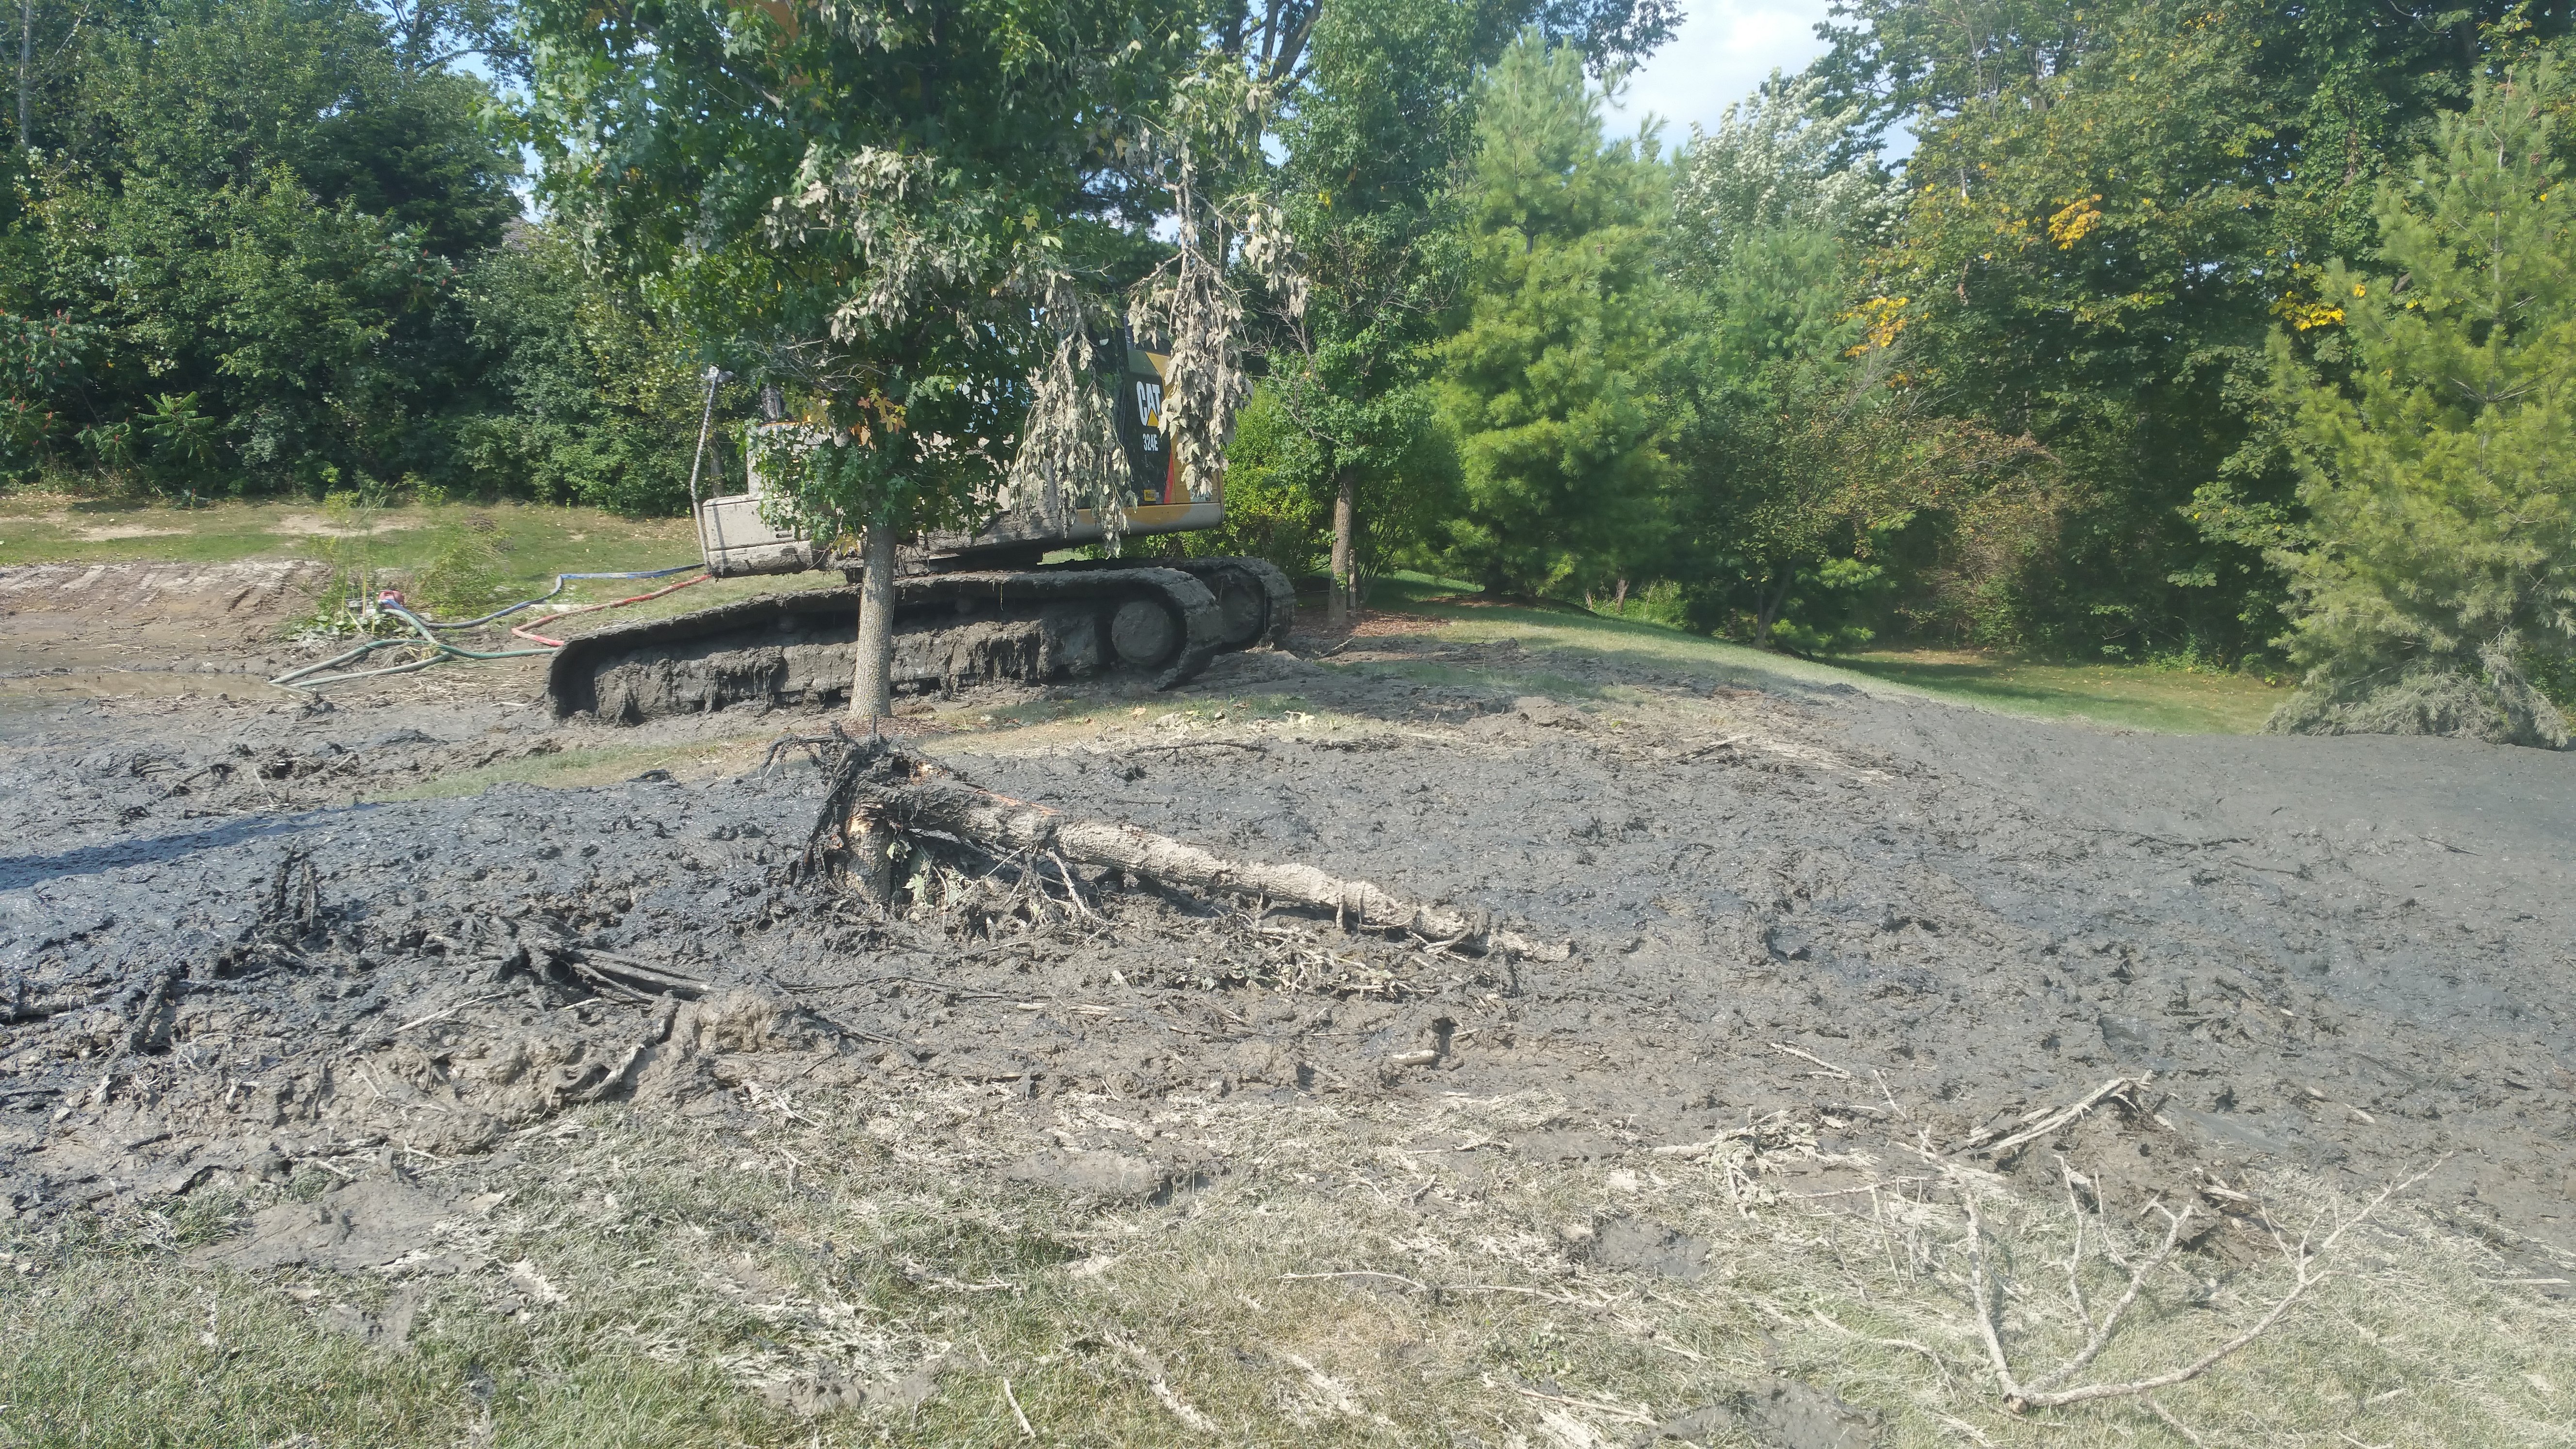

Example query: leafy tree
[1261,0,1481,621]
[524,0,1276,721]
[462,224,732,515]
[2268,63,2576,747]
[1854,1,2282,655]
[1658,73,1897,645]
[1819,0,2571,660]
[0,0,520,492]
[1670,69,1899,291]
[1438,32,1673,597]
[1249,0,1675,623]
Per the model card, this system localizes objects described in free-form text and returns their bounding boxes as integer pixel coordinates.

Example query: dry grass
[7,1055,2569,1448]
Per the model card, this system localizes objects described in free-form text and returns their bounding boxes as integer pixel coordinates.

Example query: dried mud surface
[2,578,2572,1307]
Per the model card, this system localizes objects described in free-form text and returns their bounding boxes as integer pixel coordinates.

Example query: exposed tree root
[799,740,1569,961]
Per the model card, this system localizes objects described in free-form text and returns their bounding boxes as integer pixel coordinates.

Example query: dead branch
[1510,1385,1657,1424]
[808,747,1568,960]
[1104,1333,1219,1433]
[572,950,708,1000]
[1956,1075,2152,1157]
[1958,1159,2444,1413]
[1769,1042,1853,1079]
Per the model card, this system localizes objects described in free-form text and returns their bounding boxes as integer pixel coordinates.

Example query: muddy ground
[2,561,2573,1437]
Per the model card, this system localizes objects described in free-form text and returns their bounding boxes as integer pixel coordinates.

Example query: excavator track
[546,561,1290,722]
[1163,557,1297,652]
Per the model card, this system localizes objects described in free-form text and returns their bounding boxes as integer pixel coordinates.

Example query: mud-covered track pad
[1168,557,1296,650]
[546,568,1221,722]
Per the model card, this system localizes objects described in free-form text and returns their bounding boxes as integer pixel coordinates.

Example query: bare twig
[2058,1156,2096,1335]
[2146,1397,2208,1446]
[2024,1202,2196,1396]
[1510,1385,1656,1424]
[1959,1075,2150,1157]
[1002,1377,1034,1438]
[1960,1159,2445,1413]
[1280,1269,1430,1291]
[1105,1333,1218,1433]
[1809,1308,1958,1387]
[1048,850,1097,918]
[1769,1042,1853,1079]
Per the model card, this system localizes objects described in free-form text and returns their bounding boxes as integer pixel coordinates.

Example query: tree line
[4,0,2572,739]
[0,0,723,511]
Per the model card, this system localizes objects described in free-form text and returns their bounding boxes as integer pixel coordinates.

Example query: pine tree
[1438,32,1673,597]
[2270,63,2576,748]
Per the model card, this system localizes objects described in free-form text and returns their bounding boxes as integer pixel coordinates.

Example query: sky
[1599,0,1844,145]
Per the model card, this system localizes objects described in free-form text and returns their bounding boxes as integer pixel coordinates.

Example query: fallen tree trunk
[811,749,1567,961]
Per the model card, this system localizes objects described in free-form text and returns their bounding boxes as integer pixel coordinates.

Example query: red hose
[510,570,712,648]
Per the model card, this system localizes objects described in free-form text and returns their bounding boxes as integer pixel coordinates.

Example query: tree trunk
[17,0,32,151]
[849,523,899,725]
[1754,569,1794,649]
[1327,469,1355,627]
[832,764,1567,960]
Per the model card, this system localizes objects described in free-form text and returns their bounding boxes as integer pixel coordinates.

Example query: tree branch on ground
[1953,1159,2445,1413]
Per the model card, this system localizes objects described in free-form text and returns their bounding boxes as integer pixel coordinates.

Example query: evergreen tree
[1252,0,1671,622]
[2269,63,2576,747]
[1438,32,1672,597]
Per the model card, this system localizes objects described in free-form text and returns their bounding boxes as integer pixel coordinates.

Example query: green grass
[1351,574,2286,734]
[0,499,2286,736]
[0,493,704,590]
[1830,647,2285,734]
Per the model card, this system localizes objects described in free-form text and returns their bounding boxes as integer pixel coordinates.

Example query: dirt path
[2,568,2571,1443]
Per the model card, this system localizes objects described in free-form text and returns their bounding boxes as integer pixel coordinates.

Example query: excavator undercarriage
[545,346,1298,722]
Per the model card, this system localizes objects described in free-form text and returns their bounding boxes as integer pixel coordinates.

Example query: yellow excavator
[544,345,1294,722]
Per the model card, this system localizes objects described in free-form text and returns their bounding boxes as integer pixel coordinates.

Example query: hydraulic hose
[395,564,706,631]
[270,565,708,691]
[509,569,711,647]
[269,598,552,691]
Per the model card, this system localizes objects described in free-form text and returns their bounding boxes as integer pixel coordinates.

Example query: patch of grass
[1833,648,2285,734]
[1354,576,2286,735]
[7,1078,2566,1449]
[1357,580,1903,696]
[0,1246,796,1447]
[0,495,703,591]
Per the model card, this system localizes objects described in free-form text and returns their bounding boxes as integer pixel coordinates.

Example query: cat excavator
[544,345,1295,723]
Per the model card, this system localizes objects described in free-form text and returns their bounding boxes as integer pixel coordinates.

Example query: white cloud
[1600,0,1839,145]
